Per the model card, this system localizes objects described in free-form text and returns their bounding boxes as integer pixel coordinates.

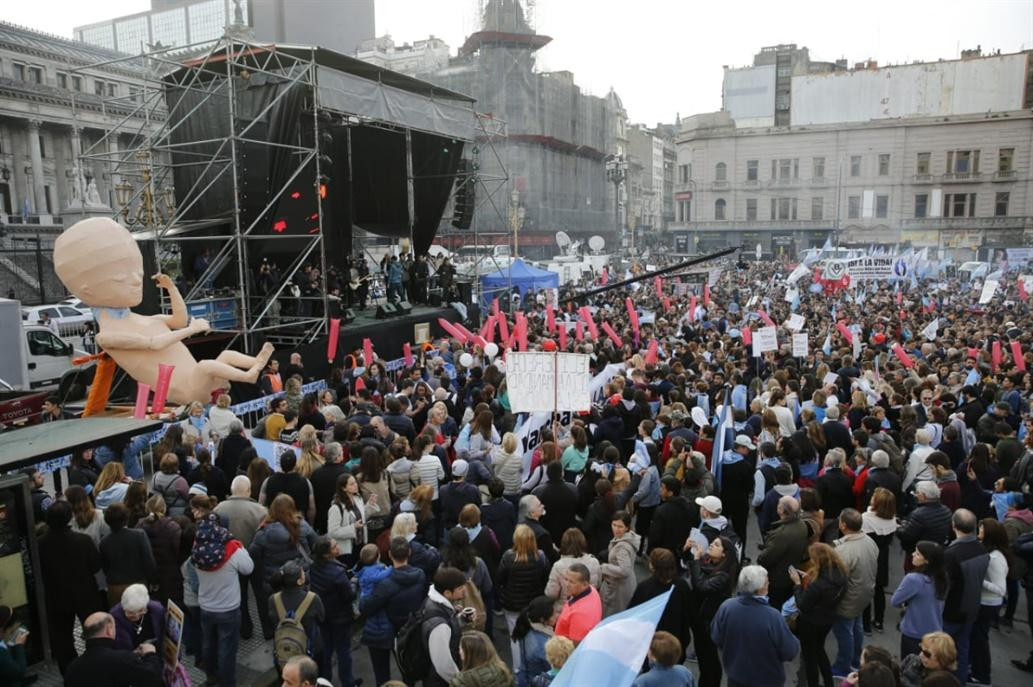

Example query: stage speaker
[341,308,356,324]
[451,160,475,230]
[429,291,443,307]
[456,281,473,304]
[376,303,399,319]
[396,300,413,315]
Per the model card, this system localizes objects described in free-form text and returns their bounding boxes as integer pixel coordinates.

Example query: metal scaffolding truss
[71,33,328,354]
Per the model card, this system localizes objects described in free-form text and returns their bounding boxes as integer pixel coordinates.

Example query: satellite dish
[589,235,605,252]
[555,231,572,252]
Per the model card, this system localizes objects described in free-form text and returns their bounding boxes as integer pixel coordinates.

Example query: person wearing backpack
[395,566,471,687]
[269,561,325,672]
[308,537,356,687]
[151,453,190,518]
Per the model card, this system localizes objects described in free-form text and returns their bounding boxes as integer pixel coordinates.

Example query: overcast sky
[6,0,1032,125]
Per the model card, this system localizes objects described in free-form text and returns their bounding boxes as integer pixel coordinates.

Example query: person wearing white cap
[439,459,480,531]
[718,434,757,555]
[693,495,740,556]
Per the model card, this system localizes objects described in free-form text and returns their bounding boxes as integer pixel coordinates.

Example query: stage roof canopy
[0,418,163,472]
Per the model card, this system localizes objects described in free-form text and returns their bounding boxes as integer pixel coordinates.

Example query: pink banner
[892,344,915,368]
[403,342,414,368]
[516,314,528,352]
[558,324,568,351]
[689,295,697,321]
[579,306,599,340]
[438,318,468,344]
[703,283,711,306]
[152,363,175,414]
[327,318,341,363]
[133,382,151,419]
[836,322,853,344]
[758,310,776,328]
[626,297,640,339]
[546,304,556,334]
[1013,341,1026,372]
[896,290,902,305]
[1020,278,1029,301]
[992,340,1002,372]
[492,298,500,318]
[644,339,659,366]
[363,337,375,367]
[654,276,663,296]
[575,321,584,341]
[601,321,623,348]
[601,267,609,286]
[742,327,752,346]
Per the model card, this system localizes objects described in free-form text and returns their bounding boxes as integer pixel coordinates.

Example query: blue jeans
[183,605,202,660]
[831,615,863,676]
[202,607,241,686]
[318,622,354,686]
[943,619,974,683]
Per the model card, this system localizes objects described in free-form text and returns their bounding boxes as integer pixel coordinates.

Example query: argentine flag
[711,388,733,488]
[551,589,672,687]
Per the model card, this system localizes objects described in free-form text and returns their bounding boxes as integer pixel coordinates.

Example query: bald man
[65,612,163,687]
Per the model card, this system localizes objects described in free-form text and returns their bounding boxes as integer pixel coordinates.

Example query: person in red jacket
[925,452,961,511]
[554,563,602,643]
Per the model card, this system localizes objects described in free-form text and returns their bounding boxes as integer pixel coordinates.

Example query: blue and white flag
[711,388,733,489]
[551,589,672,687]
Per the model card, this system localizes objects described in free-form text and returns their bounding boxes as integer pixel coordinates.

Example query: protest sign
[979,279,999,304]
[786,314,805,331]
[752,326,778,356]
[163,600,185,671]
[792,332,809,358]
[507,351,591,413]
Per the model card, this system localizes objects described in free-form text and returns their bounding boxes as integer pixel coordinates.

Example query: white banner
[979,279,999,304]
[752,326,778,355]
[792,332,809,358]
[1006,248,1033,264]
[921,318,939,341]
[846,256,910,281]
[785,314,805,331]
[507,352,591,413]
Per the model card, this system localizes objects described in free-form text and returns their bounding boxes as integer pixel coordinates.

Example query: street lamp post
[508,189,525,259]
[606,154,627,255]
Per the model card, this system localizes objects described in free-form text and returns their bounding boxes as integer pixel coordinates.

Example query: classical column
[108,130,121,203]
[26,120,47,215]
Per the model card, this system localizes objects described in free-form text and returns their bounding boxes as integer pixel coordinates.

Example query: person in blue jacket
[710,565,800,687]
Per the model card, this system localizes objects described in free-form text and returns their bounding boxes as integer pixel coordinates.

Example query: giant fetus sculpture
[54,217,274,405]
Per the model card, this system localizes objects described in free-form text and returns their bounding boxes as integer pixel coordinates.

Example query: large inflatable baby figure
[54,217,274,405]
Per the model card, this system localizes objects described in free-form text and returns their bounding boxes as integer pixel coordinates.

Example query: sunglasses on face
[920,649,933,659]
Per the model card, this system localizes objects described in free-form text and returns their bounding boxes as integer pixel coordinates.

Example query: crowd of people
[6,251,1033,687]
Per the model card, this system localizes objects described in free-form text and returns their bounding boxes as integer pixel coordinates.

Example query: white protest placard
[752,326,778,356]
[786,314,806,331]
[979,279,999,304]
[507,351,591,413]
[792,332,809,358]
[921,318,939,341]
[784,287,799,304]
[823,372,840,386]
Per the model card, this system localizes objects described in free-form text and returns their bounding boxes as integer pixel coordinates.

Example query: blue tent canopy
[479,259,560,307]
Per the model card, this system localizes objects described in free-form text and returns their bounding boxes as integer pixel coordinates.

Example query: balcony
[769,177,801,188]
[676,219,832,232]
[993,170,1017,182]
[711,180,730,191]
[810,176,832,187]
[942,172,982,183]
[743,179,760,188]
[912,173,935,184]
[900,216,1030,231]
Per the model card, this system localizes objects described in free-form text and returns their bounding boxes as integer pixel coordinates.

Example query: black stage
[337,305,465,362]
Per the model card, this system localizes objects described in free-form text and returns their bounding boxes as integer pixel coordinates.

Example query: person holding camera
[420,566,476,687]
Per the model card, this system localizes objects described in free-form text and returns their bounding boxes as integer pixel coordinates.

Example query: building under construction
[377,0,626,257]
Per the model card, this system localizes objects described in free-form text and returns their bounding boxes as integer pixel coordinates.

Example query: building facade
[355,35,451,75]
[674,48,1033,260]
[75,0,375,57]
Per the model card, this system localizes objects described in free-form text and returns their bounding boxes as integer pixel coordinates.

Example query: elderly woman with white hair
[389,512,441,581]
[110,583,165,652]
[180,401,213,445]
[207,393,239,441]
[903,427,937,491]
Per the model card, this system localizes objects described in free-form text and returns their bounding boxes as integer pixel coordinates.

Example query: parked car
[21,303,94,337]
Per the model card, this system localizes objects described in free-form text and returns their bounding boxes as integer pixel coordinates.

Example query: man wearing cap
[439,459,481,531]
[719,434,757,552]
[694,495,739,551]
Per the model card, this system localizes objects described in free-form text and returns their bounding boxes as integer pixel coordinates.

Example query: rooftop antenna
[588,235,606,254]
[555,230,572,255]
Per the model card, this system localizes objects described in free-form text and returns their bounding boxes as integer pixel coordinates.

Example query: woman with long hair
[356,446,389,542]
[123,481,148,526]
[442,527,493,634]
[406,484,437,544]
[560,426,590,483]
[509,595,556,687]
[65,484,109,545]
[685,535,739,687]
[67,447,100,490]
[154,423,189,476]
[599,511,640,617]
[544,529,601,612]
[463,409,500,464]
[326,473,370,568]
[862,487,897,632]
[138,495,183,606]
[970,518,1011,684]
[298,393,326,432]
[247,493,317,639]
[186,447,229,502]
[498,524,549,675]
[245,452,271,501]
[94,461,130,509]
[294,425,325,478]
[451,630,514,686]
[891,540,948,658]
[791,542,849,687]
[151,453,190,517]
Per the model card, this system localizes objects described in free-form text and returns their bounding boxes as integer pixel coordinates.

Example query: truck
[0,299,92,430]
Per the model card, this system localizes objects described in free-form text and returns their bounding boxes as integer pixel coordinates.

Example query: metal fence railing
[0,244,64,306]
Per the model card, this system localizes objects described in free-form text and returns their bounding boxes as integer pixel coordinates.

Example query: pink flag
[601,321,623,348]
[454,322,476,342]
[492,298,500,318]
[516,314,528,352]
[644,339,659,366]
[354,376,366,392]
[575,321,584,341]
[558,324,568,351]
[363,337,375,367]
[327,318,341,363]
[689,295,697,321]
[437,318,468,344]
[662,296,671,312]
[992,340,1002,372]
[403,342,414,368]
[626,297,640,339]
[892,344,915,368]
[498,314,510,343]
[758,310,776,328]
[703,283,711,306]
[742,326,752,346]
[152,363,175,415]
[654,276,663,295]
[133,382,151,419]
[1012,341,1026,372]
[1019,278,1029,301]
[579,306,600,340]
[546,304,556,334]
[601,267,609,286]
[836,321,853,344]
[480,315,494,342]
[967,347,980,360]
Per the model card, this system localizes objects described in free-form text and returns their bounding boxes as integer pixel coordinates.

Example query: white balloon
[494,359,507,373]
[459,352,474,368]
[484,342,499,360]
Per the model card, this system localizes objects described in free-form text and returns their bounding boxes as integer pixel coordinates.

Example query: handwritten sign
[751,326,778,356]
[792,332,809,358]
[163,599,184,672]
[507,351,591,413]
[785,314,805,331]
[979,279,999,305]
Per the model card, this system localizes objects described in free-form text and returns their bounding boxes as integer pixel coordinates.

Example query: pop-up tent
[480,259,560,307]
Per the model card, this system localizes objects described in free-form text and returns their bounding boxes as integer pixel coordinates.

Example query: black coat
[718,459,755,529]
[533,478,579,543]
[581,497,616,556]
[310,462,350,534]
[215,433,251,476]
[480,498,517,552]
[816,468,855,519]
[795,567,847,627]
[100,527,157,587]
[822,421,853,456]
[38,527,101,615]
[648,495,699,554]
[629,576,694,652]
[897,500,952,552]
[863,468,902,515]
[64,638,164,687]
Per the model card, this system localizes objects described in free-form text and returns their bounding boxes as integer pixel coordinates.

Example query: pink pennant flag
[516,314,529,352]
[644,339,659,366]
[327,318,341,363]
[992,340,1002,372]
[662,296,671,313]
[892,343,915,368]
[498,314,510,343]
[967,347,980,360]
[654,276,663,296]
[575,321,584,341]
[558,324,568,350]
[626,297,640,339]
[579,306,600,340]
[1019,278,1029,301]
[152,363,174,415]
[601,321,623,348]
[703,283,711,306]
[437,318,468,344]
[480,315,495,342]
[1012,341,1026,372]
[689,295,698,322]
[354,376,366,392]
[472,335,488,349]
[742,326,752,346]
[492,298,500,318]
[454,322,476,343]
[601,267,609,286]
[363,338,375,367]
[836,321,854,344]
[758,310,776,328]
[546,304,556,334]
[403,342,414,368]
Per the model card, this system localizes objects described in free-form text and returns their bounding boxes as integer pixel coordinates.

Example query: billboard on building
[722,65,776,127]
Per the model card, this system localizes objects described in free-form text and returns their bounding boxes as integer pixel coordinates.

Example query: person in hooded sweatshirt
[648,477,699,556]
[717,435,756,552]
[758,463,800,537]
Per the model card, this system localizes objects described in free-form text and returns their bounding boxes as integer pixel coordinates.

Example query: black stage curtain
[349,125,409,238]
[411,133,464,255]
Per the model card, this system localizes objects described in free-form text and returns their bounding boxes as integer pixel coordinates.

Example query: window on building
[678,200,691,222]
[715,162,727,182]
[678,164,690,183]
[27,66,42,84]
[776,159,798,180]
[13,63,25,81]
[715,198,726,220]
[773,197,797,220]
[746,160,758,181]
[848,195,861,218]
[995,192,1010,217]
[38,134,46,159]
[999,148,1015,173]
[914,194,928,218]
[850,156,861,177]
[107,83,117,97]
[71,75,82,92]
[878,154,890,176]
[875,194,889,218]
[43,185,52,214]
[746,198,757,220]
[944,193,977,218]
[94,80,105,96]
[947,150,980,174]
[811,197,823,220]
[129,86,142,102]
[916,152,931,175]
[813,157,825,179]
[57,72,67,89]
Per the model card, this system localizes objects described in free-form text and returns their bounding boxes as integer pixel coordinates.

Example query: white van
[959,261,990,281]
